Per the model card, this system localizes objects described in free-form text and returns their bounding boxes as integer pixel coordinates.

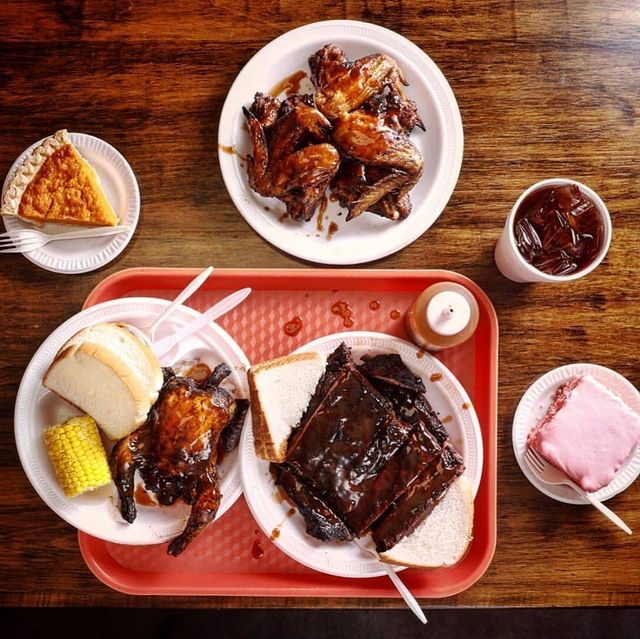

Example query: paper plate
[240,331,482,578]
[2,132,139,274]
[14,298,249,545]
[513,363,640,504]
[218,20,463,265]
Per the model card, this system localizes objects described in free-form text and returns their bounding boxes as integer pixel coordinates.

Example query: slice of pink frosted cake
[527,375,640,492]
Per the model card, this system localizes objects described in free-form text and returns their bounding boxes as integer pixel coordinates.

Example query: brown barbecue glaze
[111,365,238,556]
[274,346,464,546]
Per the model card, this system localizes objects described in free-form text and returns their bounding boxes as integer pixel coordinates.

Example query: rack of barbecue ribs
[271,344,464,551]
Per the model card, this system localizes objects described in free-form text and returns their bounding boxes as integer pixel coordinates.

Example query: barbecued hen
[111,364,237,556]
[243,92,340,221]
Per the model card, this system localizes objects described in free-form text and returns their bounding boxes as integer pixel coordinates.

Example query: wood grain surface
[0,0,638,608]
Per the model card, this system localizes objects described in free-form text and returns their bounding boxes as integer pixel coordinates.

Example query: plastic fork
[152,287,252,362]
[524,446,632,535]
[0,226,127,253]
[354,538,427,624]
[145,266,214,342]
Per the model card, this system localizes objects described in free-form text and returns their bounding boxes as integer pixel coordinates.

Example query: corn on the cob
[43,416,112,497]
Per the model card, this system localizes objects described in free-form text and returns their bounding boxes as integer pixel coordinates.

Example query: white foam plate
[14,298,250,545]
[513,363,640,504]
[240,331,482,578]
[2,132,139,274]
[218,20,463,265]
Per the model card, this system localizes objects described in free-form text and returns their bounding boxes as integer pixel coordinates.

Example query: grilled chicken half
[111,364,237,556]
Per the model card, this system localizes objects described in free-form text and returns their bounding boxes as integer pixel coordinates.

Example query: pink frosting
[529,375,640,492]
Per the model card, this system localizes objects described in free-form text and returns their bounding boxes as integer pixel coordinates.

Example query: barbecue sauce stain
[430,373,443,382]
[270,70,308,97]
[462,402,471,410]
[134,484,156,507]
[279,212,289,224]
[284,316,303,337]
[218,144,247,161]
[416,350,426,359]
[316,195,328,232]
[327,221,339,240]
[270,528,281,541]
[331,301,354,327]
[390,309,401,320]
[251,538,264,559]
[369,300,381,311]
[442,415,453,424]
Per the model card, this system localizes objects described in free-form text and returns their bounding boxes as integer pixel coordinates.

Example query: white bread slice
[379,476,474,568]
[248,352,326,462]
[43,322,164,440]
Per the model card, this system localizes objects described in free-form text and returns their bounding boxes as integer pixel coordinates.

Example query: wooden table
[1,0,638,608]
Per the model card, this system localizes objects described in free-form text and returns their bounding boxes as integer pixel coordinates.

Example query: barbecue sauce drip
[327,221,339,240]
[390,309,401,320]
[430,373,443,382]
[218,144,247,161]
[269,69,308,97]
[316,195,328,232]
[134,484,156,507]
[369,300,381,311]
[284,316,303,337]
[331,301,354,327]
[251,538,264,559]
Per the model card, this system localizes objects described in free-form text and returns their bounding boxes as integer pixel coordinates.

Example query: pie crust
[1,130,119,227]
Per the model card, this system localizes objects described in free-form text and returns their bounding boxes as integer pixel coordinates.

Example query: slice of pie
[1,130,119,227]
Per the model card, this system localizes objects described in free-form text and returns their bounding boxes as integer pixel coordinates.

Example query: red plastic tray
[78,267,497,597]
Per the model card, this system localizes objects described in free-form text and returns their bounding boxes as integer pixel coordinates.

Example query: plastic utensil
[153,287,252,360]
[146,266,214,341]
[353,539,427,624]
[524,447,632,535]
[0,226,127,253]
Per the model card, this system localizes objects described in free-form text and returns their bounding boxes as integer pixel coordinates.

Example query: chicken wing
[331,111,423,220]
[308,45,424,220]
[244,92,340,221]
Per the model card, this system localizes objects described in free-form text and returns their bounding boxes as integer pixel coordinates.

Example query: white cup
[494,178,612,283]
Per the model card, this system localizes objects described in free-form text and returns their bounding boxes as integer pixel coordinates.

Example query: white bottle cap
[426,291,471,337]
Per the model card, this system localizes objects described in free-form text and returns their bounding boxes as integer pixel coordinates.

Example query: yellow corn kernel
[43,416,112,497]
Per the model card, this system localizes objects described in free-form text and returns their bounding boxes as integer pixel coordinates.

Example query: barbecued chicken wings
[111,363,237,556]
[309,45,424,220]
[243,92,340,221]
[241,45,424,223]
